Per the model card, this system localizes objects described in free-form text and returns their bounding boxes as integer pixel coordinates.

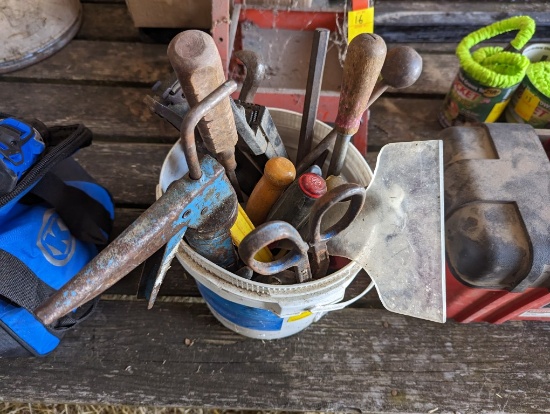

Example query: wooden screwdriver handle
[167,30,238,154]
[335,34,387,136]
[245,157,296,226]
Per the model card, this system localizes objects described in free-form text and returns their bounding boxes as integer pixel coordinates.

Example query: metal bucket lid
[0,0,82,74]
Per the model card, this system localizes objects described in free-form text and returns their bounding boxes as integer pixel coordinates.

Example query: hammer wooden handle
[335,34,386,136]
[368,46,423,107]
[168,30,238,154]
[245,157,296,226]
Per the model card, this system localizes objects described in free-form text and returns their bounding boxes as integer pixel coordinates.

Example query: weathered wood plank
[1,41,171,85]
[73,142,168,206]
[0,82,178,141]
[1,37,458,96]
[376,1,550,26]
[368,97,444,148]
[78,3,139,42]
[1,301,548,412]
[0,79,432,163]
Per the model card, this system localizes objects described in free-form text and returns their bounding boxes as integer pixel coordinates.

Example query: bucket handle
[309,271,375,314]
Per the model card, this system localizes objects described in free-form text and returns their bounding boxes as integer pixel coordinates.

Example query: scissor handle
[238,221,312,283]
[307,183,366,246]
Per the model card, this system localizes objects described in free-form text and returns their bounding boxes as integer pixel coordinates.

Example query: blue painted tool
[35,81,239,324]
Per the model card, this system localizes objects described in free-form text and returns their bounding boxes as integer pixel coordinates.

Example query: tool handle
[239,221,312,283]
[168,30,238,154]
[245,157,296,226]
[231,204,274,262]
[335,34,386,136]
[307,183,366,246]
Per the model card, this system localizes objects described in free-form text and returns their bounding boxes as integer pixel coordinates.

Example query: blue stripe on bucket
[197,283,283,331]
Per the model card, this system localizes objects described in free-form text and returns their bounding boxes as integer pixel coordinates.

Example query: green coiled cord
[456,16,536,88]
[526,61,550,98]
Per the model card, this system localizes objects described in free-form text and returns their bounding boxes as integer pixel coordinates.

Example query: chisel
[168,30,243,200]
[327,34,386,177]
[296,28,330,165]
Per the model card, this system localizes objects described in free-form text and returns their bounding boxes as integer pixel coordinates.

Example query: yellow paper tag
[347,7,374,43]
[485,99,510,122]
[514,88,540,121]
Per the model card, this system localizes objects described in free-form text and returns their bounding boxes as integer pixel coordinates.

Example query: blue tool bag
[0,114,114,357]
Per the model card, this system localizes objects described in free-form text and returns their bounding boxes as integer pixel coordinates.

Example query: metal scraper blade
[326,140,445,322]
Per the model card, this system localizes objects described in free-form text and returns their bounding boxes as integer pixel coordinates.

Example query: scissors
[238,183,366,283]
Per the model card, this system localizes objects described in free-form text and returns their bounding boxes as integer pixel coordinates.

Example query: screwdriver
[327,34,386,177]
[368,45,423,107]
[245,156,296,226]
[266,171,327,230]
[296,46,422,177]
[167,30,244,200]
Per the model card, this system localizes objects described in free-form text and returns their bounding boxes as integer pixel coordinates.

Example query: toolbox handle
[310,271,375,314]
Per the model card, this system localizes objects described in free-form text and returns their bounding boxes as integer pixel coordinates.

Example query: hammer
[367,45,423,107]
[298,43,423,177]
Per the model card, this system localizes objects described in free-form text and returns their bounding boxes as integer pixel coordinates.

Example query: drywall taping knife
[320,140,446,323]
[35,82,239,325]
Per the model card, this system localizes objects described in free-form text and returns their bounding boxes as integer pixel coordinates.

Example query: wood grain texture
[368,97,444,147]
[0,82,178,141]
[72,142,169,206]
[1,301,549,412]
[376,1,550,26]
[78,3,139,42]
[0,41,458,97]
[1,41,171,85]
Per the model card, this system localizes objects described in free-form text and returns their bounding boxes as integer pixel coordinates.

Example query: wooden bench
[1,1,550,412]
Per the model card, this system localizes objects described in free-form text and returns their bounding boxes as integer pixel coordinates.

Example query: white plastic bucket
[158,109,373,339]
[0,0,82,74]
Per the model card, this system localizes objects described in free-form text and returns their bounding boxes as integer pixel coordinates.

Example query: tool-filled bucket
[158,109,373,339]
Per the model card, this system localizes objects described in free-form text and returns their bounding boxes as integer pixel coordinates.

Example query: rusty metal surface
[306,183,366,278]
[35,83,241,324]
[239,221,312,283]
[178,80,237,180]
[296,28,330,165]
[35,155,231,325]
[324,140,446,323]
[234,49,266,103]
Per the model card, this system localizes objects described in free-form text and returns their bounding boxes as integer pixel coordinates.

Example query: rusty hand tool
[245,156,296,226]
[295,47,420,177]
[35,82,240,325]
[326,34,386,177]
[296,28,330,165]
[240,183,366,283]
[266,171,327,230]
[367,45,423,107]
[168,30,243,201]
[234,49,266,103]
[239,221,312,283]
[231,99,288,161]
